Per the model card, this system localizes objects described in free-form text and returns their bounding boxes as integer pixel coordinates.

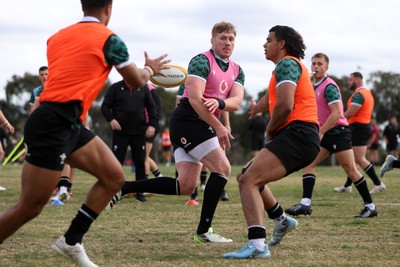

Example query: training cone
[51,199,64,206]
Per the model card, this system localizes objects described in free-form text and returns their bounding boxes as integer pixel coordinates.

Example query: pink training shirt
[314,77,348,127]
[182,50,240,118]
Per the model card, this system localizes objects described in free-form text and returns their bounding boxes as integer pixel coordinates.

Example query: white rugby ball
[150,65,188,88]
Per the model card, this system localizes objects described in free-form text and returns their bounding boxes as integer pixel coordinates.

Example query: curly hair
[269,25,306,59]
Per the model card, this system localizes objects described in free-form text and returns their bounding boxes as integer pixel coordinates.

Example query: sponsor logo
[219,80,228,94]
[181,137,187,145]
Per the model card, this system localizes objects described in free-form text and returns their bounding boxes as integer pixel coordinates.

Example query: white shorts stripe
[174,137,219,163]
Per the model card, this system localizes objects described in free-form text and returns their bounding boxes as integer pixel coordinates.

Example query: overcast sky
[1,0,399,101]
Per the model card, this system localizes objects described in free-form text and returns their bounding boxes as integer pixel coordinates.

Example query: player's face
[348,74,357,91]
[39,69,48,84]
[311,57,328,80]
[263,32,282,63]
[211,30,235,60]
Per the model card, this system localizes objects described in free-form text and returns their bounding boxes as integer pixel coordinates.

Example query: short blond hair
[211,21,236,38]
[312,53,329,65]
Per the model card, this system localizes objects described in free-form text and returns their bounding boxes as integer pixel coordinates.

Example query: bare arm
[117,52,170,89]
[0,110,14,134]
[344,104,360,120]
[249,93,269,119]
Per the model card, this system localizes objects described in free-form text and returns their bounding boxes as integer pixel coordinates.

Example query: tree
[330,74,351,105]
[3,69,400,165]
[5,73,40,105]
[367,71,400,123]
[157,87,178,128]
[1,73,41,133]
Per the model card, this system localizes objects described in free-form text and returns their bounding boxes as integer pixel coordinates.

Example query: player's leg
[108,148,201,208]
[144,141,152,175]
[145,141,163,177]
[286,148,329,216]
[52,163,72,201]
[68,136,125,214]
[193,145,232,242]
[131,135,147,202]
[225,123,319,258]
[223,148,283,257]
[51,135,124,266]
[0,162,61,242]
[381,154,400,177]
[335,149,377,217]
[353,145,385,193]
[111,132,129,166]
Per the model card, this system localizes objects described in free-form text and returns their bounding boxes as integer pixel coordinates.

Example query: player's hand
[145,126,155,138]
[5,123,14,134]
[110,119,121,131]
[248,99,258,119]
[201,97,219,113]
[216,125,234,151]
[144,52,171,75]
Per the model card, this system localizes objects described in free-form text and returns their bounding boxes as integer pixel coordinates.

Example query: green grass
[0,164,399,267]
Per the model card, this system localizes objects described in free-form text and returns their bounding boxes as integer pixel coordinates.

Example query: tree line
[1,71,399,164]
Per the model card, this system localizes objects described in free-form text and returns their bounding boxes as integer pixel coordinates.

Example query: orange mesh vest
[268,56,318,131]
[347,88,374,124]
[40,22,114,121]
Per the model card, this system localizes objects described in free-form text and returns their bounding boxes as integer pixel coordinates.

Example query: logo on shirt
[219,80,228,94]
[59,153,67,165]
[181,137,187,145]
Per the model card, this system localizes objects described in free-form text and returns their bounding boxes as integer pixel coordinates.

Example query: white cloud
[0,0,399,101]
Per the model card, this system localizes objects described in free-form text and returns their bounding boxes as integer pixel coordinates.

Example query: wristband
[2,121,9,128]
[144,65,154,76]
[217,99,226,110]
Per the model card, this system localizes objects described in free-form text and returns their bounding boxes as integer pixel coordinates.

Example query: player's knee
[103,169,125,193]
[236,172,242,182]
[216,161,231,178]
[177,181,197,195]
[18,201,46,223]
[113,174,125,192]
[237,173,247,188]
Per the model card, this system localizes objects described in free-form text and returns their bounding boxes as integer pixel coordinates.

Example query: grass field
[0,163,399,267]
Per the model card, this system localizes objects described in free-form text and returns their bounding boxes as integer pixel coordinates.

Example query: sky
[1,0,399,101]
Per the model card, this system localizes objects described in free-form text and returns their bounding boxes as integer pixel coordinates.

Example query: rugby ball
[150,65,188,88]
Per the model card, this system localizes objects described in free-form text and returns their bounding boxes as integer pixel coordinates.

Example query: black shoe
[354,206,377,218]
[285,203,312,216]
[136,193,148,203]
[220,190,229,201]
